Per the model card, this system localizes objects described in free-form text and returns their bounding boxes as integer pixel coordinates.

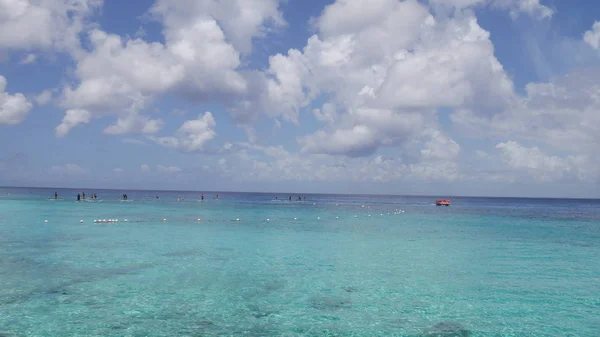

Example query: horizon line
[1,185,599,201]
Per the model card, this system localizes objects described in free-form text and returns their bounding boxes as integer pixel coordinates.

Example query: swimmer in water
[201,193,204,201]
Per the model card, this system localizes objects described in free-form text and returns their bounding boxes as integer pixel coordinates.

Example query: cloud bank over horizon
[0,0,599,197]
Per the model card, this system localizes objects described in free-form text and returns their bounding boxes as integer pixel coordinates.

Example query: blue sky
[1,0,599,197]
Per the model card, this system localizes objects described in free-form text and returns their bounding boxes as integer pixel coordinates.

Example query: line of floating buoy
[79,211,407,225]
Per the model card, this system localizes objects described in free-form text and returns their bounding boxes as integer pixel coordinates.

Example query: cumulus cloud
[0,0,101,52]
[56,0,284,136]
[496,141,594,182]
[34,89,54,105]
[269,0,511,158]
[0,75,33,125]
[4,0,598,190]
[152,112,216,152]
[453,69,600,156]
[429,0,553,19]
[55,108,91,137]
[219,141,462,183]
[584,21,600,50]
[104,114,163,135]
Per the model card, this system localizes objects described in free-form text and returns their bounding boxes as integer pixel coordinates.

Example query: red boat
[436,199,450,206]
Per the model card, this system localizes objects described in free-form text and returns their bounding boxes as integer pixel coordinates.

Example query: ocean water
[0,187,599,337]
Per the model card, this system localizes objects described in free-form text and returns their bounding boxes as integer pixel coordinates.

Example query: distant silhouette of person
[82,192,86,200]
[77,193,80,201]
[54,192,58,199]
[201,193,204,201]
[289,196,291,201]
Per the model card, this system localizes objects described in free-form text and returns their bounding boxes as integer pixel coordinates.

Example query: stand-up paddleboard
[47,198,64,201]
[120,199,132,202]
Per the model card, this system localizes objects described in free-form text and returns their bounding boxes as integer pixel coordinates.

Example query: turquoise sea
[0,187,599,337]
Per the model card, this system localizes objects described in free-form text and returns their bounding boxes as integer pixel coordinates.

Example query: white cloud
[56,0,284,137]
[584,21,600,50]
[496,141,594,182]
[152,111,216,152]
[421,130,461,161]
[219,141,462,183]
[429,0,553,19]
[150,0,284,54]
[34,89,54,105]
[49,163,89,176]
[19,53,36,64]
[157,164,182,173]
[0,0,101,52]
[263,0,512,159]
[140,164,150,173]
[0,75,33,125]
[104,113,163,135]
[113,168,124,173]
[452,69,600,157]
[55,108,91,137]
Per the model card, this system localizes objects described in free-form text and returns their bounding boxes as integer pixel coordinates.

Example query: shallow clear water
[1,188,599,336]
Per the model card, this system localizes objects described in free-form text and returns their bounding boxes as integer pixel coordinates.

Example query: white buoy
[80,220,83,223]
[317,217,320,220]
[115,219,119,222]
[197,218,201,221]
[354,215,357,218]
[294,217,297,220]
[362,205,365,208]
[163,218,167,221]
[93,220,97,223]
[368,215,371,217]
[380,213,383,216]
[236,218,240,221]
[336,216,339,219]
[266,218,270,221]
[44,220,48,223]
[124,219,128,222]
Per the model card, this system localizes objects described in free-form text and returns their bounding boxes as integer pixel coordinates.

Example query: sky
[0,0,599,198]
